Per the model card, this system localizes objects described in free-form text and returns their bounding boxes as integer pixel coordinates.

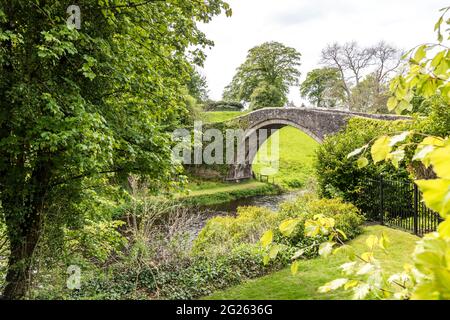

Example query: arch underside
[225,119,322,181]
[245,119,322,167]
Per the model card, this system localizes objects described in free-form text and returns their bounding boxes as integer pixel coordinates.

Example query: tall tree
[0,0,230,299]
[321,41,401,112]
[300,67,345,108]
[350,73,390,113]
[186,68,209,103]
[223,42,301,108]
[250,81,286,110]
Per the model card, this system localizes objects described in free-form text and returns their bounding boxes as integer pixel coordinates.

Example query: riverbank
[178,179,282,207]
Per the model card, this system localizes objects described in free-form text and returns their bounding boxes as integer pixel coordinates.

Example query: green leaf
[361,252,374,263]
[434,16,444,31]
[333,245,355,260]
[357,157,369,169]
[366,235,379,249]
[389,131,411,147]
[431,51,445,68]
[353,283,371,300]
[291,260,300,275]
[336,228,348,240]
[427,144,450,179]
[411,283,440,300]
[269,244,281,260]
[263,254,270,266]
[292,249,305,260]
[371,136,392,163]
[420,136,446,147]
[414,45,427,62]
[340,262,357,275]
[379,233,390,250]
[279,219,299,237]
[357,263,374,275]
[438,219,450,238]
[416,179,450,217]
[347,145,368,159]
[413,145,435,164]
[344,280,359,290]
[260,230,273,248]
[387,150,405,169]
[319,242,335,257]
[305,221,320,238]
[318,279,348,293]
[387,96,398,111]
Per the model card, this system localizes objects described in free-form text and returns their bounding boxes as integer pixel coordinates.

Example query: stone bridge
[226,107,410,181]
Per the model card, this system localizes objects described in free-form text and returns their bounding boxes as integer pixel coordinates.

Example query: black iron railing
[364,176,442,236]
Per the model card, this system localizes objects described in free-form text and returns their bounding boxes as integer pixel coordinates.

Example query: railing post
[414,183,419,235]
[379,175,384,225]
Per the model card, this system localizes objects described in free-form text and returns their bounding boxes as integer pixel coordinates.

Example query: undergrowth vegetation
[20,188,364,300]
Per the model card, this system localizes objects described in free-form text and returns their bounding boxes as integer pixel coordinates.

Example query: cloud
[272,4,323,26]
[199,0,449,105]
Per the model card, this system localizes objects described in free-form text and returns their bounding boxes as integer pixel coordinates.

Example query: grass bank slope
[205,225,418,300]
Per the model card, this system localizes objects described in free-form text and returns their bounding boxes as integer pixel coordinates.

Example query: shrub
[192,206,279,256]
[278,193,365,243]
[284,179,304,189]
[413,96,450,139]
[303,198,364,238]
[74,243,289,300]
[315,118,411,219]
[49,194,364,300]
[204,100,245,112]
[193,193,365,258]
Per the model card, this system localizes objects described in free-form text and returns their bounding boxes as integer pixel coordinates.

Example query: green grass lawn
[182,180,267,197]
[253,126,319,189]
[177,178,280,207]
[202,111,246,123]
[204,225,419,300]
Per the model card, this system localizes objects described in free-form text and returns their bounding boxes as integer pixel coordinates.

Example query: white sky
[198,0,449,105]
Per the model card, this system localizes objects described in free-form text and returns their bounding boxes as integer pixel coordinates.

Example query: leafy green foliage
[223,42,301,106]
[187,68,209,103]
[261,194,364,266]
[250,81,286,110]
[315,118,410,218]
[73,243,289,300]
[387,8,449,114]
[300,67,345,108]
[204,101,245,112]
[329,8,450,300]
[351,73,391,114]
[0,0,231,298]
[192,206,280,256]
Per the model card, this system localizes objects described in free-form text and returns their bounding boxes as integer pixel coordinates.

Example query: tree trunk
[2,205,42,299]
[2,161,50,299]
[3,227,40,299]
